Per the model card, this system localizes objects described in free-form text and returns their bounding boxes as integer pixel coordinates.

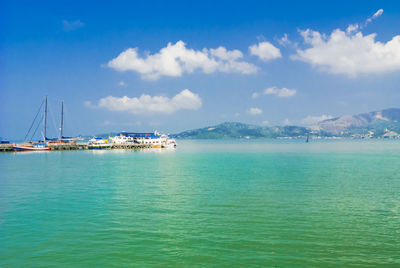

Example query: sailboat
[47,101,78,145]
[13,96,51,151]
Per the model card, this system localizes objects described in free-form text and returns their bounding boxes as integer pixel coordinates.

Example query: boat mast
[60,101,64,140]
[44,96,47,142]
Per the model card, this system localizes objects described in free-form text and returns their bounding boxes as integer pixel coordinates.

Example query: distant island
[171,108,400,139]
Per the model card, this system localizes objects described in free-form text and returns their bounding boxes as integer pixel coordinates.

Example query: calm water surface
[1,140,400,267]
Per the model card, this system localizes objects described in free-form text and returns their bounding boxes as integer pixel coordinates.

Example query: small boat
[13,142,51,151]
[13,96,52,152]
[162,138,177,148]
[87,137,112,150]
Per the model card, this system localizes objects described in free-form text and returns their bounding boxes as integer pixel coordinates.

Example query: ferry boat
[87,137,112,150]
[110,131,176,148]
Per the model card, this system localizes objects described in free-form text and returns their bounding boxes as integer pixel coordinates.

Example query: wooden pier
[0,143,154,152]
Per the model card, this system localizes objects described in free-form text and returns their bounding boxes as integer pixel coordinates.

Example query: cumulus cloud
[249,41,282,61]
[62,20,84,31]
[248,107,263,115]
[293,9,400,77]
[87,89,202,115]
[118,81,126,86]
[301,115,334,126]
[263,86,296,97]
[107,41,258,80]
[294,28,400,76]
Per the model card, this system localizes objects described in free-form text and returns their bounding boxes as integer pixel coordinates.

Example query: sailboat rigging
[13,96,51,151]
[13,96,76,151]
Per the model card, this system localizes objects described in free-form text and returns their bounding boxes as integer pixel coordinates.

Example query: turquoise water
[1,140,400,267]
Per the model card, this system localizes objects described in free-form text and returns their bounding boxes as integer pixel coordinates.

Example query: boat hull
[87,145,112,150]
[13,144,51,151]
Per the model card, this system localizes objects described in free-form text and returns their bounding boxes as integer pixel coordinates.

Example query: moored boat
[110,131,176,148]
[162,138,177,148]
[13,143,50,151]
[14,96,52,152]
[14,97,79,152]
[87,137,112,149]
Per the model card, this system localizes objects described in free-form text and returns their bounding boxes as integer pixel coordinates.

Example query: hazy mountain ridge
[172,122,309,139]
[173,108,400,139]
[317,108,400,137]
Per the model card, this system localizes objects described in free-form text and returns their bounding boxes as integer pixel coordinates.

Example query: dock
[0,143,154,152]
[0,144,13,152]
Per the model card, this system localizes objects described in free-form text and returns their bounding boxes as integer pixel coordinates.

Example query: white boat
[110,131,175,148]
[88,137,112,149]
[162,138,177,148]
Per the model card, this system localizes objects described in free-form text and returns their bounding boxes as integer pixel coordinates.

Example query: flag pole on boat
[60,101,64,140]
[44,95,47,142]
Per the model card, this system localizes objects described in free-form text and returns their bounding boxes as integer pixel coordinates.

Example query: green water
[1,140,400,267]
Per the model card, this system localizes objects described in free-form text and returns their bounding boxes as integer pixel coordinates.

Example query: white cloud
[294,28,400,76]
[88,89,202,115]
[346,24,359,34]
[261,120,269,126]
[252,92,260,99]
[118,81,126,86]
[62,20,84,31]
[293,9,400,77]
[249,41,282,61]
[107,41,257,80]
[301,115,334,126]
[278,33,291,47]
[264,86,296,97]
[248,107,262,115]
[366,9,383,25]
[283,118,292,125]
[84,100,96,109]
[346,9,383,34]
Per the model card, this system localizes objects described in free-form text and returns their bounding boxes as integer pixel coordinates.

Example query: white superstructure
[109,131,176,148]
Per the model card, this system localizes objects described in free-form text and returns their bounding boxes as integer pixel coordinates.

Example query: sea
[1,139,400,267]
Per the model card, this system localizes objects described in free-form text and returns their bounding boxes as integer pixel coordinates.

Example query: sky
[1,0,400,139]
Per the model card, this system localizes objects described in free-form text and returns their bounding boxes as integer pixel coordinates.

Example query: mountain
[172,122,308,139]
[172,108,400,139]
[316,108,400,137]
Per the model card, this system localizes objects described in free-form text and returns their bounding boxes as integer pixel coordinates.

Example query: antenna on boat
[44,96,48,142]
[60,101,64,140]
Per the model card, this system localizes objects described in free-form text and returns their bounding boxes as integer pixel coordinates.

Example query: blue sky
[1,0,400,139]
